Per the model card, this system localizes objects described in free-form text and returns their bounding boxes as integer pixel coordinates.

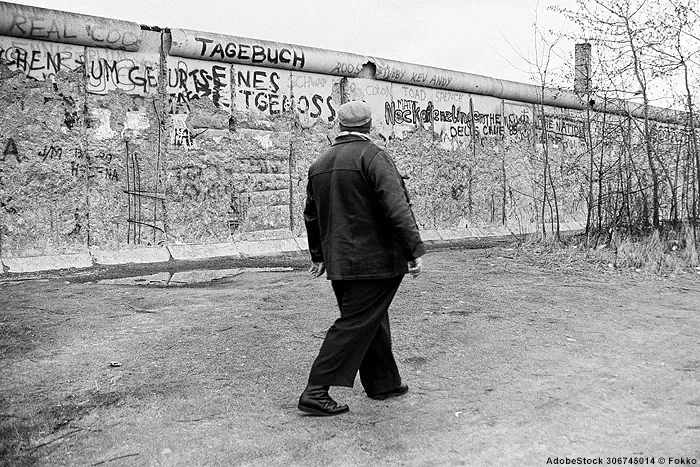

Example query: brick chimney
[574,43,592,94]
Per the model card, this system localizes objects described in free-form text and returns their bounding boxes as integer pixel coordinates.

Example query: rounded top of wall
[0,0,583,109]
[168,28,368,77]
[0,1,690,124]
[0,1,142,51]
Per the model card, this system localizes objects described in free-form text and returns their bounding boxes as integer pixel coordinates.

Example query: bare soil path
[1,247,699,466]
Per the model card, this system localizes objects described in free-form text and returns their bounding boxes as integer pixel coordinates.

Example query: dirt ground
[1,246,699,467]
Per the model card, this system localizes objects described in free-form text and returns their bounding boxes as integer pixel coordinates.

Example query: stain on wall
[85,30,164,250]
[0,51,87,257]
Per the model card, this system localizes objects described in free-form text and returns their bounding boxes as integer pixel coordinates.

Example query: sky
[10,0,579,87]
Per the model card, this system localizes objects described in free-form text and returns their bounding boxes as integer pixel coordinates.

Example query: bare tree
[555,0,668,231]
[650,0,700,239]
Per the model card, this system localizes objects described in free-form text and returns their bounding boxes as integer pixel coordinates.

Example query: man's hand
[309,261,326,278]
[407,256,423,278]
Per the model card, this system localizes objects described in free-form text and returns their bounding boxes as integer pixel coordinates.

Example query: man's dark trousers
[307,275,404,395]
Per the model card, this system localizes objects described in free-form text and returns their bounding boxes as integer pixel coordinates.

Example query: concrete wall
[0,2,687,272]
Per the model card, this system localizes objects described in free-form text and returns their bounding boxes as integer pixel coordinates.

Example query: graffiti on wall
[234,65,339,126]
[291,71,336,126]
[370,83,535,150]
[233,65,339,125]
[2,137,20,163]
[167,58,231,113]
[86,47,159,95]
[1,139,120,182]
[3,11,140,50]
[537,113,585,139]
[536,112,586,152]
[235,65,290,115]
[167,163,238,203]
[166,57,232,148]
[0,36,159,95]
[0,36,83,80]
[194,36,305,69]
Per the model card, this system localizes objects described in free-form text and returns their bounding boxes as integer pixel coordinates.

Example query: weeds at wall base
[517,226,700,275]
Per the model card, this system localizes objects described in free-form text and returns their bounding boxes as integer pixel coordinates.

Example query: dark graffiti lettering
[385,100,470,126]
[383,99,534,145]
[296,94,333,120]
[449,125,474,138]
[253,91,284,113]
[2,138,21,163]
[0,44,82,80]
[279,48,291,64]
[326,96,336,122]
[38,145,62,161]
[237,69,289,115]
[309,94,324,119]
[27,49,41,71]
[70,149,118,181]
[30,145,118,181]
[297,95,309,114]
[195,36,306,69]
[128,65,157,90]
[85,163,119,181]
[238,44,251,60]
[168,60,230,113]
[269,72,280,93]
[211,65,227,106]
[169,92,190,114]
[88,57,158,94]
[251,45,266,63]
[171,122,205,148]
[536,114,584,138]
[210,42,225,59]
[172,127,194,147]
[473,112,504,137]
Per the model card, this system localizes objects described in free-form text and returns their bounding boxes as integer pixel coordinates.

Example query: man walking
[298,100,425,416]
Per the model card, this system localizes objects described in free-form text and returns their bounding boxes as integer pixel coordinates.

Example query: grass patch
[517,225,700,275]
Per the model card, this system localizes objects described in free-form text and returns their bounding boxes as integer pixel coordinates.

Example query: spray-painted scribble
[0,36,83,80]
[167,58,231,113]
[86,48,159,95]
[124,143,164,244]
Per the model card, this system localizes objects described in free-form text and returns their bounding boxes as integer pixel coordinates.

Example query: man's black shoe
[298,385,349,416]
[367,384,409,400]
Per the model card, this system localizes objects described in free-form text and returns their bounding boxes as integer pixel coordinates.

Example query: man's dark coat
[304,134,425,280]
